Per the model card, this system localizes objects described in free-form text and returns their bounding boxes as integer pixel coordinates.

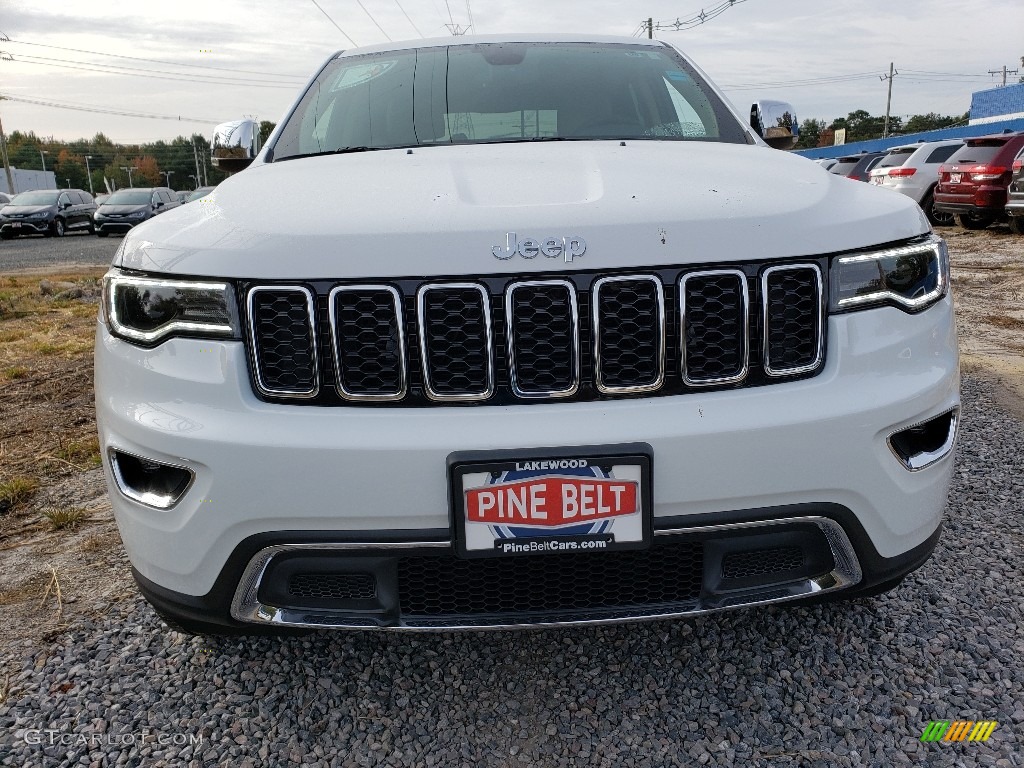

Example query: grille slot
[247,286,318,397]
[506,280,579,398]
[593,276,665,393]
[417,283,494,401]
[721,546,804,580]
[762,265,823,376]
[397,539,703,617]
[288,572,377,601]
[680,270,749,386]
[329,285,406,401]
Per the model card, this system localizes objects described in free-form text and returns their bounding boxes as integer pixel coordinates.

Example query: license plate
[449,445,653,558]
[10,222,21,228]
[950,173,961,184]
[871,177,884,185]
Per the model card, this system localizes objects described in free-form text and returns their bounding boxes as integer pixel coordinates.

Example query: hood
[99,204,150,215]
[2,205,56,217]
[117,141,930,279]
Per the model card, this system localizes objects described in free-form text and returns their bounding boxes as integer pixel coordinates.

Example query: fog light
[887,408,959,471]
[109,449,194,509]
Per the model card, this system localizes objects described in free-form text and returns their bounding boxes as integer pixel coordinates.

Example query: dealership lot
[1,230,1022,765]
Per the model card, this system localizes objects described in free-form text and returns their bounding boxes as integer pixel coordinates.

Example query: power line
[648,0,749,33]
[465,0,476,33]
[309,0,359,46]
[443,0,456,28]
[394,0,424,37]
[10,53,298,88]
[0,93,220,124]
[4,38,305,79]
[353,0,393,41]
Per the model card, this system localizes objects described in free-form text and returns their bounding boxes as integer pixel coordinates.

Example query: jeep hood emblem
[492,233,586,262]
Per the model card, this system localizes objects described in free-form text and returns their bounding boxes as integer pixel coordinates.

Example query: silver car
[868,140,964,226]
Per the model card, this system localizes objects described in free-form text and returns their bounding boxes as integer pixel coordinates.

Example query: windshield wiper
[275,146,392,162]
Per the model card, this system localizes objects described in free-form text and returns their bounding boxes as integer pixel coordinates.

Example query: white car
[868,140,964,226]
[95,34,959,634]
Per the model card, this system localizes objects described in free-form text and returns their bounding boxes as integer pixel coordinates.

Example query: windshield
[272,42,747,160]
[106,190,153,205]
[877,148,915,168]
[11,191,61,206]
[187,187,215,202]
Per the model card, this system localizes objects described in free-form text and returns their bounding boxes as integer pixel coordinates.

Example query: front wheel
[955,213,994,230]
[96,230,109,238]
[1009,217,1024,235]
[0,231,13,240]
[52,218,66,237]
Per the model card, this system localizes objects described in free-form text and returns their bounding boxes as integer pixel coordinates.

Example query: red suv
[934,132,1024,230]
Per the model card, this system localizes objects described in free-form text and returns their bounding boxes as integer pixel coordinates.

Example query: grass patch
[2,366,30,380]
[0,476,40,513]
[55,436,102,468]
[40,506,88,531]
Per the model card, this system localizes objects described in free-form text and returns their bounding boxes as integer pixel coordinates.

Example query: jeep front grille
[242,261,826,406]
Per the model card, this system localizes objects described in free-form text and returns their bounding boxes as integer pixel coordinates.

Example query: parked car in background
[934,132,1024,229]
[1005,145,1024,235]
[0,189,96,238]
[94,187,180,237]
[828,152,887,182]
[814,158,838,172]
[868,140,963,226]
[185,185,216,202]
[175,190,191,204]
[0,192,11,211]
[94,193,110,206]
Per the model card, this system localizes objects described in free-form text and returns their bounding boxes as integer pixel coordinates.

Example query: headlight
[829,236,948,313]
[103,271,240,345]
[28,212,48,220]
[128,211,147,219]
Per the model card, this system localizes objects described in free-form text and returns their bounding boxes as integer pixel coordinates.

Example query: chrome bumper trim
[230,515,863,631]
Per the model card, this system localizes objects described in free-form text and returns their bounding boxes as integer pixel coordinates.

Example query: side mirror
[750,100,799,150]
[212,119,260,174]
[60,201,71,210]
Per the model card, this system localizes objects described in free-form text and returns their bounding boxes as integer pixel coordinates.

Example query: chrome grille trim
[679,269,750,387]
[416,282,495,402]
[328,284,407,402]
[592,274,666,395]
[761,264,825,377]
[505,279,580,399]
[247,285,320,398]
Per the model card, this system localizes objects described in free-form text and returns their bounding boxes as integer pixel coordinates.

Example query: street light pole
[120,165,137,187]
[85,155,94,196]
[161,170,174,187]
[189,173,198,189]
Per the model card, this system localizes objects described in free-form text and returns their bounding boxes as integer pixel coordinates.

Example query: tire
[923,191,955,227]
[0,231,13,240]
[87,220,95,235]
[52,218,65,237]
[1009,216,1024,235]
[96,230,109,238]
[955,212,994,230]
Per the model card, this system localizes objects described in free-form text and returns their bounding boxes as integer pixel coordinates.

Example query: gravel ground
[0,232,119,271]
[1,375,1021,767]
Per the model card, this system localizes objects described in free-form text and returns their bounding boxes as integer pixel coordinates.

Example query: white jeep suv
[95,35,959,633]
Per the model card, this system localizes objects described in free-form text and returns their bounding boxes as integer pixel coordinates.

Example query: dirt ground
[0,227,1022,665]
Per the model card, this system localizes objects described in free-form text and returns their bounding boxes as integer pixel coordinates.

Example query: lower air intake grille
[721,546,804,580]
[288,573,377,601]
[396,539,703,617]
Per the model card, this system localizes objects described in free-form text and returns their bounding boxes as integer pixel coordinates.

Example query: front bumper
[96,296,959,628]
[0,219,50,234]
[94,218,141,234]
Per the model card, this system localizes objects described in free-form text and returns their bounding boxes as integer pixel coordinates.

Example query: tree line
[3,121,277,193]
[796,110,969,149]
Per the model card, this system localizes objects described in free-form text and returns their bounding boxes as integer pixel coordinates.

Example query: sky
[1,0,1022,145]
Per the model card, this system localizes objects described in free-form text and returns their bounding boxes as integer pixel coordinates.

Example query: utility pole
[161,170,173,187]
[40,149,48,172]
[988,65,1019,86]
[648,17,653,39]
[881,63,897,139]
[84,155,94,196]
[0,111,15,195]
[120,165,137,187]
[201,151,208,186]
[192,139,202,188]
